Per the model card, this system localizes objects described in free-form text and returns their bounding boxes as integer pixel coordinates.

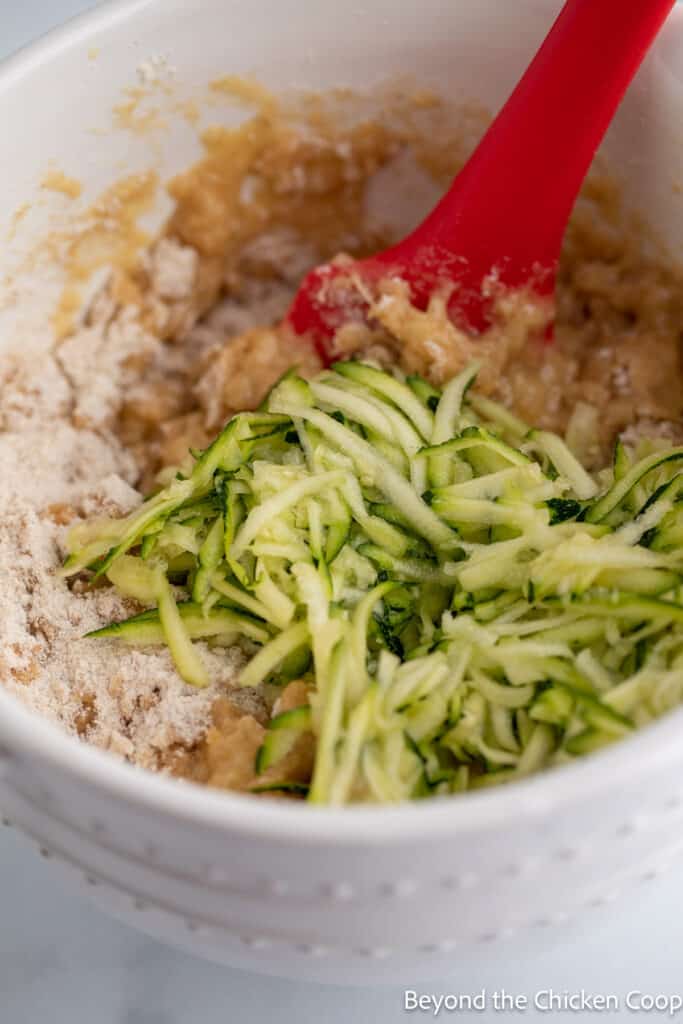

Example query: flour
[57,307,158,430]
[0,238,267,770]
[143,237,198,302]
[136,54,177,86]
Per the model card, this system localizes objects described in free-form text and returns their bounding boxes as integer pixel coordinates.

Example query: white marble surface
[3,3,683,1021]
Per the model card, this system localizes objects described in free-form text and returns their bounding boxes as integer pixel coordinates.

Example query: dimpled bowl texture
[2,0,683,985]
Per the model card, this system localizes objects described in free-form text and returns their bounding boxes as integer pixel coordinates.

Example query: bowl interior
[2,0,683,840]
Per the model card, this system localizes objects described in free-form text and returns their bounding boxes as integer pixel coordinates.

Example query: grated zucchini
[64,360,683,804]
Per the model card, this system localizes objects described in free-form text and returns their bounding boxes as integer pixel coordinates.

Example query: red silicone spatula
[286,0,675,359]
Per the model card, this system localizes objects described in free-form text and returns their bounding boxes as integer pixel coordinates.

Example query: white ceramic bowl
[3,0,683,985]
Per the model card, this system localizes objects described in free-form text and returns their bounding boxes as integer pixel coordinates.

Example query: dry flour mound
[0,239,274,770]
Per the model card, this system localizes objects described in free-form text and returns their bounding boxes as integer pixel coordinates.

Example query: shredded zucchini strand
[64,361,683,804]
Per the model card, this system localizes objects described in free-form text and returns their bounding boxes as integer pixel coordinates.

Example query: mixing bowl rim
[2,680,683,844]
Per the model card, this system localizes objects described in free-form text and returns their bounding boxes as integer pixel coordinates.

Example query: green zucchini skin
[250,782,309,796]
[585,448,683,523]
[254,706,312,775]
[64,359,683,804]
[87,602,270,645]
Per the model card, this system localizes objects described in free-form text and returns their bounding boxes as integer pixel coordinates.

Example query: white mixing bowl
[2,0,683,985]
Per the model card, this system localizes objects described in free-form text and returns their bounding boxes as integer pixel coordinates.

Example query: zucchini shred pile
[63,360,683,804]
